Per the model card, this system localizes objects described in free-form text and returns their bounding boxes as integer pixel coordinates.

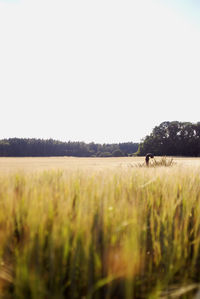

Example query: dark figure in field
[145,153,154,166]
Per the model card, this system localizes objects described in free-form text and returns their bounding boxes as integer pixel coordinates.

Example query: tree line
[138,121,200,156]
[0,138,139,157]
[2,121,199,157]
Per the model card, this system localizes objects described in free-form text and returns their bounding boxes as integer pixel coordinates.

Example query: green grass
[0,165,200,298]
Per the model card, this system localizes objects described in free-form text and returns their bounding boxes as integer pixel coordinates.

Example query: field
[0,156,200,173]
[1,157,200,298]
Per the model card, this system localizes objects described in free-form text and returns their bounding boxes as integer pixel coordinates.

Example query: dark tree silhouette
[0,138,139,157]
[138,121,200,157]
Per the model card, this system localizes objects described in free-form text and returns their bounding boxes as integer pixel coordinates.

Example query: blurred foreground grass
[0,165,200,298]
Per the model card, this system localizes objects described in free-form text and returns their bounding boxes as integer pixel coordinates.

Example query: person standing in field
[145,153,154,166]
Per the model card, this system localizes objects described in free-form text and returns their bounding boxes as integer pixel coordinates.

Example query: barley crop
[0,162,200,298]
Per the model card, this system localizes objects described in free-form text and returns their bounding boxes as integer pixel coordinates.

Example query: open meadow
[0,156,200,173]
[1,157,200,298]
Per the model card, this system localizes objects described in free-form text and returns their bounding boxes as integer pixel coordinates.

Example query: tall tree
[138,121,200,157]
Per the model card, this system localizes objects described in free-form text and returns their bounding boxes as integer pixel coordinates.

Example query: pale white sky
[0,0,200,143]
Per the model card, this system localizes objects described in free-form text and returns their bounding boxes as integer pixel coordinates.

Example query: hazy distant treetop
[0,138,139,157]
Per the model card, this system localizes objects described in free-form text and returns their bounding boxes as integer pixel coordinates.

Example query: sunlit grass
[136,156,175,168]
[0,164,200,298]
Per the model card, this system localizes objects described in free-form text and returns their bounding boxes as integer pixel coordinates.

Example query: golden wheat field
[0,156,200,173]
[1,157,200,298]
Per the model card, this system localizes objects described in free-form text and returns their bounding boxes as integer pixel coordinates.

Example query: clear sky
[0,0,200,143]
